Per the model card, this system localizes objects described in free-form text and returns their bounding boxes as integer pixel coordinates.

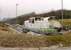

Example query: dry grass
[0,30,71,47]
[59,19,71,26]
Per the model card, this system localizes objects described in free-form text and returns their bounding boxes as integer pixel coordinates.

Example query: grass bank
[0,31,71,47]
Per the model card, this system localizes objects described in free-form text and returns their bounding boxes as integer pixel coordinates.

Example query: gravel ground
[0,47,71,50]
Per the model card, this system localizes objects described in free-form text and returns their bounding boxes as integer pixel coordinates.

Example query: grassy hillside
[5,10,71,25]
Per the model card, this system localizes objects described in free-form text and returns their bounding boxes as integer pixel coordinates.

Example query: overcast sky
[0,0,71,18]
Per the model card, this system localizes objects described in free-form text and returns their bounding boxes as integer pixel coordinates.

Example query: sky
[0,0,71,18]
